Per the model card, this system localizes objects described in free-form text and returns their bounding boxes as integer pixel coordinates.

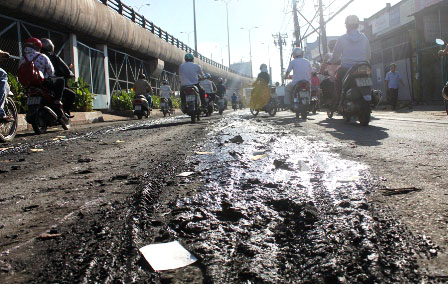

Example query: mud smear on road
[7,113,439,283]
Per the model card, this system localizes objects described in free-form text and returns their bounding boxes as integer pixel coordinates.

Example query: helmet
[25,38,42,50]
[292,47,304,57]
[218,78,223,83]
[41,38,54,53]
[345,15,360,25]
[205,73,211,79]
[162,79,168,84]
[138,74,146,80]
[260,64,268,71]
[185,53,194,62]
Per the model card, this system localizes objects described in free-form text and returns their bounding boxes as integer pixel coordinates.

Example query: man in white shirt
[179,53,205,111]
[284,47,312,106]
[160,80,173,109]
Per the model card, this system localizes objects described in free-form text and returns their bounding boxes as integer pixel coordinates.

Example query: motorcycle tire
[268,107,277,117]
[327,111,334,119]
[163,110,167,117]
[191,115,196,123]
[219,109,223,115]
[444,99,448,116]
[301,112,307,119]
[145,110,149,118]
[137,114,143,120]
[31,110,48,134]
[344,115,351,122]
[197,113,200,121]
[312,107,317,115]
[0,97,18,142]
[359,111,371,126]
[250,108,259,117]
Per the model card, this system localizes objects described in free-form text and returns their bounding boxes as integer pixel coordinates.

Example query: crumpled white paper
[139,241,197,271]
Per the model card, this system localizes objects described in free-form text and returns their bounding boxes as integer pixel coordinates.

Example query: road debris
[139,241,197,271]
[177,172,195,177]
[381,187,423,196]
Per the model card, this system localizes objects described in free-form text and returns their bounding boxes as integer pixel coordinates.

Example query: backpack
[18,54,44,87]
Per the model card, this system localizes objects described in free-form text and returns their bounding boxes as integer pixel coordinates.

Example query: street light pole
[215,0,232,68]
[241,27,258,77]
[193,0,198,56]
[180,31,193,46]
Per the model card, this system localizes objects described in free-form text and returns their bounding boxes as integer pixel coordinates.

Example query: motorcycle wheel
[359,111,371,126]
[31,109,48,134]
[191,115,196,123]
[268,107,277,117]
[327,111,334,119]
[250,108,259,117]
[137,114,143,120]
[219,109,224,115]
[301,112,307,119]
[0,97,18,142]
[163,110,167,117]
[145,110,149,118]
[197,112,200,121]
[344,115,351,122]
[444,99,448,116]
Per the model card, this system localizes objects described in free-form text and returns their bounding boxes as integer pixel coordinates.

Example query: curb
[17,109,183,133]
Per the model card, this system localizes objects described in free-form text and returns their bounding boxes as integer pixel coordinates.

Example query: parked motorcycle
[291,80,311,119]
[183,85,201,122]
[25,86,70,134]
[0,81,18,142]
[160,97,173,117]
[339,62,377,126]
[133,94,150,119]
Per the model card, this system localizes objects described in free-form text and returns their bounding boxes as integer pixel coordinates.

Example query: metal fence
[97,0,250,78]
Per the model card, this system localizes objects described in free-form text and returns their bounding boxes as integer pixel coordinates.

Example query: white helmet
[292,47,303,57]
[345,15,360,25]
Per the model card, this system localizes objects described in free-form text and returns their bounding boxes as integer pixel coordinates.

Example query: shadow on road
[317,117,389,146]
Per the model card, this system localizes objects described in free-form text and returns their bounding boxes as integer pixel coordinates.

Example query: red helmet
[25,38,42,50]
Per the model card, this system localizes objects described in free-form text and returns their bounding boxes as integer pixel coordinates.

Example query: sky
[131,0,402,82]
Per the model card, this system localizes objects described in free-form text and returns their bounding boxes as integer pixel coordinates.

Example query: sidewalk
[374,105,447,121]
[17,109,182,132]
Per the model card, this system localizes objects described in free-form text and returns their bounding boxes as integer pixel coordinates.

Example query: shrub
[111,90,134,111]
[68,77,95,112]
[7,73,27,114]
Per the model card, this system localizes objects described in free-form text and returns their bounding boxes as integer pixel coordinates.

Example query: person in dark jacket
[41,38,76,116]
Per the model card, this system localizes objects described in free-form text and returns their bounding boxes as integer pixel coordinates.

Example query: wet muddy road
[0,111,444,283]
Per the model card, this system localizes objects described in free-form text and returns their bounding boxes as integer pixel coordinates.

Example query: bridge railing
[99,0,250,78]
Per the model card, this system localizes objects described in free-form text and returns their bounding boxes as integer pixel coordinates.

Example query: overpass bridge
[0,0,253,109]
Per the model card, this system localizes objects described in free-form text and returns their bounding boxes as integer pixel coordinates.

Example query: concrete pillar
[69,33,79,80]
[98,44,111,110]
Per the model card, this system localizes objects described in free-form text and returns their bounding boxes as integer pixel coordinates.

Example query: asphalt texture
[0,109,447,283]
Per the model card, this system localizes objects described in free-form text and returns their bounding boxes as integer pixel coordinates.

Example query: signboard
[389,5,401,27]
[372,12,390,35]
[400,0,416,25]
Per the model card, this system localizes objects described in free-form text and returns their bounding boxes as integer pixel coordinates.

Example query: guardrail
[99,0,251,78]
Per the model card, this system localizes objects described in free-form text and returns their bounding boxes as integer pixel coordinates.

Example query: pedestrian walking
[385,63,404,110]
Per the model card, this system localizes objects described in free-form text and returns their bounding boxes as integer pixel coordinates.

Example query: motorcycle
[0,81,18,142]
[204,93,214,116]
[182,85,201,122]
[216,94,226,115]
[238,100,244,110]
[339,62,378,126]
[160,97,174,117]
[319,74,336,119]
[232,100,238,111]
[25,86,70,134]
[133,94,150,120]
[436,38,448,115]
[291,80,311,119]
[310,88,320,115]
[250,97,277,117]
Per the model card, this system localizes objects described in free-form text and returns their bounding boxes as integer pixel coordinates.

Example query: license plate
[27,97,42,105]
[356,77,372,87]
[135,105,142,110]
[300,91,309,99]
[186,95,196,102]
[363,95,372,102]
[160,102,166,107]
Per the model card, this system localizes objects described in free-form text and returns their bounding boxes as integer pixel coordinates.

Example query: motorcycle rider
[330,15,371,107]
[160,79,173,110]
[0,50,12,122]
[284,48,313,107]
[179,53,205,112]
[19,38,65,113]
[40,38,76,117]
[199,73,217,102]
[216,78,227,108]
[231,92,238,106]
[133,74,153,110]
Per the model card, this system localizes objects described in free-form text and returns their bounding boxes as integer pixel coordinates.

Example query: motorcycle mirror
[436,39,445,46]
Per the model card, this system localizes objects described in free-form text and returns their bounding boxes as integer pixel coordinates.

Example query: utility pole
[273,33,288,85]
[193,0,198,56]
[318,0,328,55]
[292,1,301,47]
